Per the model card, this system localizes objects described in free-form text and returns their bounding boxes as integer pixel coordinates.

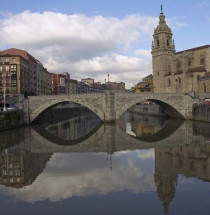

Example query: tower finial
[161,5,163,13]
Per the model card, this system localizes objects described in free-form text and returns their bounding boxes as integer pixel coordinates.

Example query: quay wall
[129,104,166,117]
[193,105,210,123]
[0,111,25,131]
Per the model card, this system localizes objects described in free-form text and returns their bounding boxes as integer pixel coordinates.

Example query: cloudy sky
[0,0,209,89]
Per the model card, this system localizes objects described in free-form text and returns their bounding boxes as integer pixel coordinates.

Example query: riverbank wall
[0,111,25,131]
[193,104,210,123]
[129,104,166,117]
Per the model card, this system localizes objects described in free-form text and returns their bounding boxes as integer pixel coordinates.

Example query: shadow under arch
[31,101,100,125]
[32,121,103,146]
[147,99,184,119]
[116,95,186,121]
[136,119,184,142]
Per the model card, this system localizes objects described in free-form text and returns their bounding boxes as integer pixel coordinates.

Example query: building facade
[131,74,154,93]
[105,81,125,92]
[152,7,210,93]
[36,60,51,95]
[0,48,51,97]
[51,73,67,95]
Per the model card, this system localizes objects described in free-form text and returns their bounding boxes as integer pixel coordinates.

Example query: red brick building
[51,73,69,95]
[0,48,37,96]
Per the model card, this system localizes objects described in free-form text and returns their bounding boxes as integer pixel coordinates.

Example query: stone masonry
[23,91,210,124]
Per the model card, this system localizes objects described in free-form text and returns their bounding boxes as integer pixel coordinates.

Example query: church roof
[176,45,210,54]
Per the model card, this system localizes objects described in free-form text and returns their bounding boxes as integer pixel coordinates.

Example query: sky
[0,0,209,89]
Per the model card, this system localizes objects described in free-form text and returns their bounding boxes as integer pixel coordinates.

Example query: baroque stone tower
[151,6,176,93]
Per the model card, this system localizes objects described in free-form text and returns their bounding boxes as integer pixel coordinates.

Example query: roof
[143,74,153,79]
[0,48,36,62]
[176,45,210,55]
[186,67,206,73]
[174,70,183,75]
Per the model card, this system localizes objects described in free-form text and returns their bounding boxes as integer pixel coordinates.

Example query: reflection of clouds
[2,150,155,203]
[136,150,154,160]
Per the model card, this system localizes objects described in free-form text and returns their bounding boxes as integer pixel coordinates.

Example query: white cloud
[167,17,189,30]
[135,49,151,57]
[0,11,187,88]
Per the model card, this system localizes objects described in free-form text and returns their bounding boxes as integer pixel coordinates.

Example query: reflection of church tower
[151,5,176,93]
[154,148,178,214]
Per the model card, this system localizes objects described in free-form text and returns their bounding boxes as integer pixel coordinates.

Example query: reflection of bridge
[1,119,209,154]
[28,120,207,154]
[23,92,210,124]
[1,120,210,214]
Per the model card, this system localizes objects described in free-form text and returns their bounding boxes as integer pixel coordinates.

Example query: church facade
[151,7,210,93]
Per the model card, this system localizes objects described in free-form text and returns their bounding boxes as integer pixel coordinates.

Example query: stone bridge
[23,91,210,124]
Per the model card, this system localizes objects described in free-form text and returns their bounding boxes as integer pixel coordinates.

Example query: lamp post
[3,83,6,112]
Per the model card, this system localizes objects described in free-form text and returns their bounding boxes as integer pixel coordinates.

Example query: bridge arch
[28,94,106,124]
[115,94,185,120]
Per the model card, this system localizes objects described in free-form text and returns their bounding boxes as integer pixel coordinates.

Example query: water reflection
[0,143,52,189]
[0,112,210,214]
[32,111,102,145]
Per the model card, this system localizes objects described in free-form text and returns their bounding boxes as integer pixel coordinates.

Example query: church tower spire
[151,5,175,52]
[159,5,166,24]
[151,6,176,93]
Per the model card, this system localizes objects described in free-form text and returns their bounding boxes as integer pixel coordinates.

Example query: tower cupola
[151,5,175,53]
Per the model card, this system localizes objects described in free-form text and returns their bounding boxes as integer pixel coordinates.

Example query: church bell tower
[151,6,175,93]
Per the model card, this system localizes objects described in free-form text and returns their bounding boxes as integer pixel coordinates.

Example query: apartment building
[0,48,51,96]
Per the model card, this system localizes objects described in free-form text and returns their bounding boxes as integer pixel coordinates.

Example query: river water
[0,110,210,215]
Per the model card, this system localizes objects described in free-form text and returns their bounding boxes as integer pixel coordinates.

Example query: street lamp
[3,83,6,111]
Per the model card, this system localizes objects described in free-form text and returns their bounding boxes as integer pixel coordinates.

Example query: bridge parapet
[24,92,209,124]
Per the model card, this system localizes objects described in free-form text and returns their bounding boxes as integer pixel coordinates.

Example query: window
[11,71,17,76]
[12,87,17,91]
[167,39,169,47]
[15,170,20,176]
[157,39,159,47]
[188,59,192,66]
[200,55,205,65]
[12,58,15,62]
[203,83,206,93]
[0,66,2,72]
[5,58,9,63]
[178,77,181,84]
[0,58,2,63]
[11,65,17,71]
[6,65,9,71]
[177,62,181,69]
[2,169,7,175]
[168,78,171,86]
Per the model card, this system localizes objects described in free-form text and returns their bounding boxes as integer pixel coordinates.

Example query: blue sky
[0,0,209,88]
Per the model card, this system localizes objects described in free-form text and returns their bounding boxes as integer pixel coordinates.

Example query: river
[0,109,210,215]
